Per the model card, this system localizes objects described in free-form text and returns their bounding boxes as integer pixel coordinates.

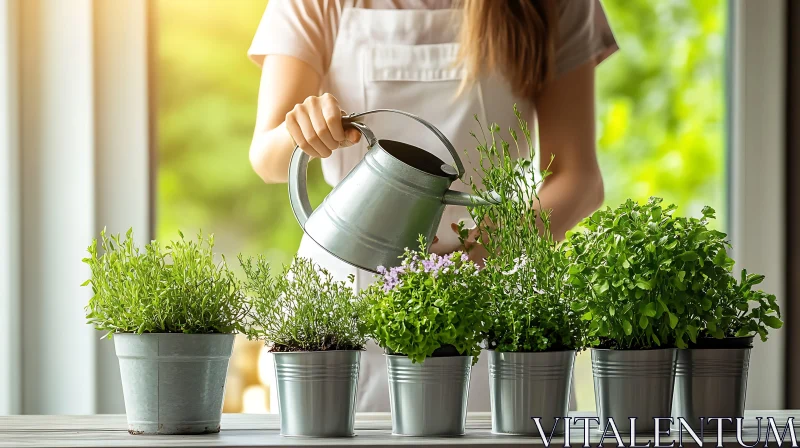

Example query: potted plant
[241,255,367,437]
[363,238,488,437]
[566,198,718,433]
[84,229,246,435]
[673,257,782,431]
[462,109,588,436]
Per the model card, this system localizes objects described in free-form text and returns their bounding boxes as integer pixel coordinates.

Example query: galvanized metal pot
[592,348,677,433]
[489,350,575,436]
[114,333,234,435]
[273,350,361,437]
[672,337,752,432]
[386,355,472,436]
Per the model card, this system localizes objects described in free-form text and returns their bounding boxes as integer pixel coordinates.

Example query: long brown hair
[457,0,559,99]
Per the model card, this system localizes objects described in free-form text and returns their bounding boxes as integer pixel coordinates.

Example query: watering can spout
[442,190,501,207]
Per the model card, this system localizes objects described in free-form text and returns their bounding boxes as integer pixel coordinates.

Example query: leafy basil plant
[241,256,368,352]
[699,268,782,342]
[363,237,488,364]
[461,106,588,352]
[565,198,733,349]
[84,229,248,338]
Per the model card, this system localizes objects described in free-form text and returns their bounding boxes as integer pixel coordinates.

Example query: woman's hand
[285,93,361,159]
[451,223,490,267]
[430,223,490,267]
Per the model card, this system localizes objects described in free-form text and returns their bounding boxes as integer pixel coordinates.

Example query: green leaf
[652,206,662,221]
[701,298,713,311]
[735,302,749,312]
[630,231,645,243]
[636,278,653,291]
[668,313,678,329]
[622,319,633,336]
[763,316,783,329]
[687,325,698,343]
[568,264,585,275]
[640,302,655,317]
[593,281,610,295]
[581,311,593,321]
[651,333,661,346]
[679,251,699,261]
[639,315,649,329]
[570,301,586,312]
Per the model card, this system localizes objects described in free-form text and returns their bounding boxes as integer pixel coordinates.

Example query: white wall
[0,0,22,416]
[0,0,149,414]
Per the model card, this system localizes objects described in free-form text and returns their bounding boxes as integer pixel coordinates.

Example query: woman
[248,0,617,412]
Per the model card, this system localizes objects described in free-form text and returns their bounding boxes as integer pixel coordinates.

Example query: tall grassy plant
[84,229,247,337]
[242,256,367,352]
[462,106,587,352]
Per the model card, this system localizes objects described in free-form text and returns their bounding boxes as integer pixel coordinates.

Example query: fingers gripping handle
[288,120,378,228]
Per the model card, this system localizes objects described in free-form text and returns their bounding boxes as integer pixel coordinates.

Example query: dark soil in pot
[385,344,465,357]
[594,337,677,350]
[687,335,753,349]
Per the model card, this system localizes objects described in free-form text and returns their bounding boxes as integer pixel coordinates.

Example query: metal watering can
[288,109,495,273]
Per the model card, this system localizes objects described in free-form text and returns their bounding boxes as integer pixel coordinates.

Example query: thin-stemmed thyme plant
[84,229,248,338]
[241,256,368,352]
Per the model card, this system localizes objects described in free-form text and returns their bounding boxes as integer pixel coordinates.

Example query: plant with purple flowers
[362,236,488,364]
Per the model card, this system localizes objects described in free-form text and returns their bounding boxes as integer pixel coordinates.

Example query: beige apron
[296,2,537,412]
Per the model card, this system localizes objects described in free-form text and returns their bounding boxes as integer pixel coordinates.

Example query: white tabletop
[0,411,796,447]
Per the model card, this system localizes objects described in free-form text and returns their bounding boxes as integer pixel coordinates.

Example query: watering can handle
[342,109,466,178]
[287,121,379,228]
[288,109,468,228]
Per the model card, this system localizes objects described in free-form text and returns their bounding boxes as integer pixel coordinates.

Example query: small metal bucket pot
[672,339,752,432]
[386,355,472,436]
[114,333,235,435]
[489,350,575,436]
[273,350,361,437]
[592,348,677,433]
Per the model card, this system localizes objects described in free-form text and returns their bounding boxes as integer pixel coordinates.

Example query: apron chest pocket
[366,43,464,83]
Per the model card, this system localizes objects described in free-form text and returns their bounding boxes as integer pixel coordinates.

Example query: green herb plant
[566,198,733,349]
[242,256,367,352]
[702,269,782,342]
[460,106,588,352]
[84,229,247,338]
[363,237,488,364]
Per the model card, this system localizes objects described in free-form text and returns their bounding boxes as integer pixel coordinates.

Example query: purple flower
[382,265,407,291]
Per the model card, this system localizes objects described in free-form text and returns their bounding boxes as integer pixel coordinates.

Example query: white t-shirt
[249,0,618,79]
